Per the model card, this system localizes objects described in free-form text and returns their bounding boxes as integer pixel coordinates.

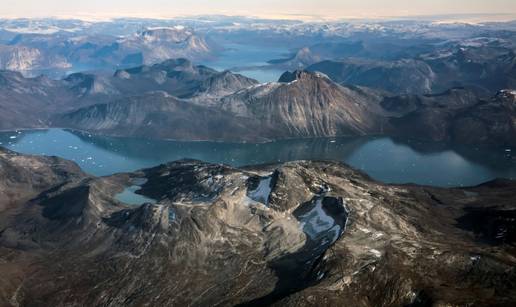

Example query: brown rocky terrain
[55,70,387,141]
[306,45,516,96]
[388,89,516,146]
[55,69,516,146]
[1,59,515,145]
[0,59,257,130]
[0,147,515,306]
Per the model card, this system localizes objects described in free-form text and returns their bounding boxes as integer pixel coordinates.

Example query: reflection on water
[231,68,284,84]
[1,129,514,187]
[201,43,287,83]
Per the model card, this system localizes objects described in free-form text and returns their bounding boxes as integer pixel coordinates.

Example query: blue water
[202,43,287,83]
[1,129,515,187]
[115,185,156,205]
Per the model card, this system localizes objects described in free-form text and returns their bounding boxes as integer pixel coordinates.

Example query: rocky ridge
[0,148,515,306]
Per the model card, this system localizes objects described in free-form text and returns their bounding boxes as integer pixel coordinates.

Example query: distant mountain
[0,59,258,130]
[0,45,70,72]
[0,26,215,75]
[55,91,270,141]
[120,27,213,65]
[56,71,387,141]
[422,46,516,94]
[307,46,516,96]
[267,47,321,69]
[64,73,120,97]
[386,89,516,146]
[113,58,257,99]
[54,68,516,146]
[307,59,435,95]
[0,70,76,129]
[193,70,260,98]
[219,70,386,137]
[1,58,515,146]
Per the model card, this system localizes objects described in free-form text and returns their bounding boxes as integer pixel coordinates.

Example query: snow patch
[298,198,341,243]
[369,249,382,258]
[247,176,273,205]
[470,255,481,262]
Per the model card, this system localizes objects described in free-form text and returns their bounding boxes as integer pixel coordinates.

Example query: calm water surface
[201,43,287,83]
[1,129,514,187]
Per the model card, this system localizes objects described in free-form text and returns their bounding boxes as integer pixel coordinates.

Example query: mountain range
[0,59,256,130]
[0,147,514,306]
[56,69,516,145]
[0,26,215,75]
[1,61,515,146]
[1,16,516,307]
[305,45,516,96]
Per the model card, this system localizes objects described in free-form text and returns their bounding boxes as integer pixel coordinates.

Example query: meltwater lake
[1,128,515,187]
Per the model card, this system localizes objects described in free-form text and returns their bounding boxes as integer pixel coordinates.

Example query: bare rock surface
[0,147,515,306]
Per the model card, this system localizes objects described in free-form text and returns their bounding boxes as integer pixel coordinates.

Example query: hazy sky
[2,0,516,20]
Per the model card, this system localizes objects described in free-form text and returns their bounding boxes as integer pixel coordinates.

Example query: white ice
[298,198,341,241]
[247,176,273,205]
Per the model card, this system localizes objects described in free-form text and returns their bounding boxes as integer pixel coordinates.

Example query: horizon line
[0,12,515,23]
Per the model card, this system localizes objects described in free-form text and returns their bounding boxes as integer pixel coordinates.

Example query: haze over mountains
[1,57,515,146]
[0,17,515,146]
[1,14,516,307]
[0,22,214,76]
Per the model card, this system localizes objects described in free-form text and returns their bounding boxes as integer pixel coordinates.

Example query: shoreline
[1,127,514,151]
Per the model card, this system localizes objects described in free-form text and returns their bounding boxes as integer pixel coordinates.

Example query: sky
[2,0,516,20]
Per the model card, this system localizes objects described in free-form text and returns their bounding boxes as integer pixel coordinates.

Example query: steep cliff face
[0,149,515,306]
